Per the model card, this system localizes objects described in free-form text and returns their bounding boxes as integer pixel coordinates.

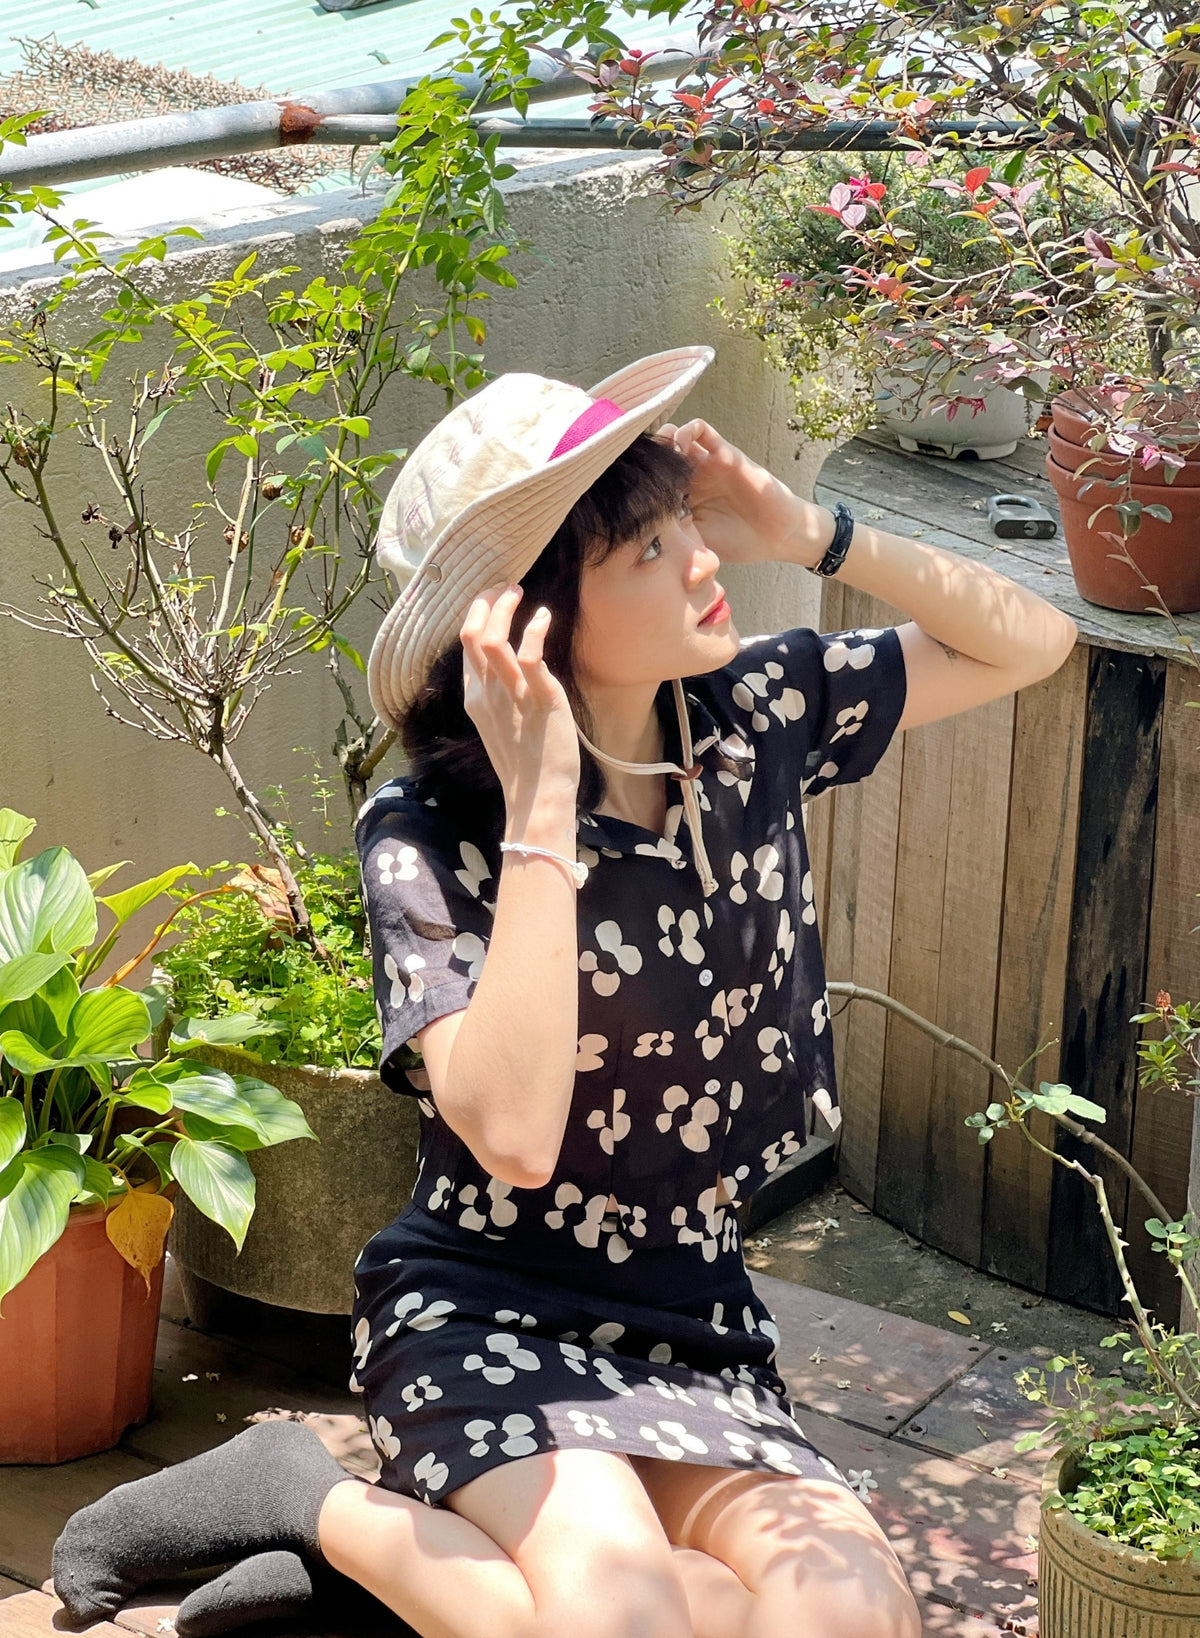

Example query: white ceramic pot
[874,366,1031,459]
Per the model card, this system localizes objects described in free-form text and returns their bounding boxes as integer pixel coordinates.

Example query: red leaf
[675,92,704,111]
[703,75,733,106]
[964,165,991,193]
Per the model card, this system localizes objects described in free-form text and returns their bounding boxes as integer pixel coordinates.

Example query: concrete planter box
[1038,1443,1200,1637]
[167,1044,419,1316]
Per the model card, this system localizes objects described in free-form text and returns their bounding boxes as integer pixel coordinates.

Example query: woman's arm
[779,508,1079,732]
[665,419,1079,732]
[422,585,582,1191]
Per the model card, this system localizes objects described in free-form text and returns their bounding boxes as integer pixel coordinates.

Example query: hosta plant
[0,807,316,1310]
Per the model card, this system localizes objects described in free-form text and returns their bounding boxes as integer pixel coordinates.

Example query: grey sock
[52,1421,351,1626]
[175,1552,320,1638]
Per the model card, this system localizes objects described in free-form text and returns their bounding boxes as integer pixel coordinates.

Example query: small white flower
[351,1317,372,1372]
[824,639,876,672]
[400,1374,444,1412]
[847,1467,878,1501]
[369,1414,402,1460]
[567,1409,617,1439]
[376,845,419,886]
[587,1087,631,1155]
[830,701,869,743]
[579,919,643,997]
[451,931,487,980]
[576,1033,608,1071]
[384,951,426,1009]
[413,1450,449,1492]
[454,840,493,899]
[800,869,817,925]
[638,1420,709,1460]
[657,906,705,964]
[499,1413,539,1457]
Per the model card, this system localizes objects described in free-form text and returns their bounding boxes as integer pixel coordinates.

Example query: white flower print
[638,1420,710,1460]
[768,685,805,727]
[457,1178,519,1233]
[649,1341,673,1363]
[590,1321,625,1351]
[762,1130,802,1174]
[656,905,705,964]
[635,835,684,863]
[593,1356,636,1396]
[453,840,492,899]
[655,1084,721,1152]
[385,1293,457,1338]
[579,919,642,997]
[759,1440,806,1476]
[830,701,869,743]
[811,993,830,1037]
[672,1187,734,1262]
[757,1026,793,1074]
[576,1033,608,1072]
[428,1174,453,1212]
[544,1187,637,1261]
[413,1451,449,1493]
[462,1333,542,1386]
[498,1414,539,1457]
[810,1086,842,1133]
[731,670,771,733]
[728,844,784,905]
[376,845,418,886]
[633,1031,674,1057]
[710,1302,730,1336]
[800,869,817,926]
[768,909,796,989]
[351,1317,372,1373]
[695,1017,724,1061]
[465,1418,496,1457]
[400,1374,443,1412]
[649,1376,697,1405]
[587,1087,631,1155]
[722,1428,758,1463]
[713,1384,783,1429]
[559,1341,588,1374]
[451,931,487,980]
[567,1410,617,1439]
[715,736,754,807]
[495,1308,538,1327]
[369,1414,402,1461]
[824,637,876,672]
[802,759,841,795]
[384,951,426,1009]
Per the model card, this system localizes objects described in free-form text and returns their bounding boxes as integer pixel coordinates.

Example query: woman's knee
[447,1448,693,1638]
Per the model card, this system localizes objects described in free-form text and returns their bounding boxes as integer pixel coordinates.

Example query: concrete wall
[0,153,825,901]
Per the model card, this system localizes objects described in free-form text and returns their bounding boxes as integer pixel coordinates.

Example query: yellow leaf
[106,1184,174,1293]
[995,5,1025,26]
[948,1310,972,1326]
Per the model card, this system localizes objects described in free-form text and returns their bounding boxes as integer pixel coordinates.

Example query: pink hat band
[549,397,626,460]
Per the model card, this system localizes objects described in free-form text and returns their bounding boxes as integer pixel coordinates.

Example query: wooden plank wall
[809,579,1196,1321]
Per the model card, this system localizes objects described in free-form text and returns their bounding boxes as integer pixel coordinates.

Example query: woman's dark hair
[399,431,693,841]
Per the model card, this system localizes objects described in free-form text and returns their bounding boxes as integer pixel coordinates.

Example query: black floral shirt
[356,622,906,1257]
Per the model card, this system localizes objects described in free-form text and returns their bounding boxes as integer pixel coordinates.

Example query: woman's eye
[639,536,663,563]
[679,498,692,519]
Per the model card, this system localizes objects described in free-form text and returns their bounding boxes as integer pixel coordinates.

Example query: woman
[53,346,1076,1638]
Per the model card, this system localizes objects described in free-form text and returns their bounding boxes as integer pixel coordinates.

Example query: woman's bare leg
[670,1546,754,1638]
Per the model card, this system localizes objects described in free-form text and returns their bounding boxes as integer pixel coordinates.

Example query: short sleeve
[355,779,496,1096]
[724,623,907,801]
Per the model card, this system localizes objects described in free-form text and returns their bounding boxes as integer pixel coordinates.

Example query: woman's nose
[688,541,722,585]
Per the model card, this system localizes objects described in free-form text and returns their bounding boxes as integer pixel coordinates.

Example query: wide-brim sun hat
[366,345,714,731]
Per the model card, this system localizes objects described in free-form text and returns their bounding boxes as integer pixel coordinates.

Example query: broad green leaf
[0,1029,57,1076]
[99,863,198,930]
[170,1013,280,1048]
[0,846,97,960]
[229,1076,316,1146]
[170,1138,255,1252]
[0,1099,26,1169]
[0,1147,86,1309]
[120,1066,176,1115]
[0,986,150,1073]
[76,1156,115,1205]
[0,810,36,871]
[140,981,171,1032]
[0,951,72,1009]
[180,1110,264,1151]
[86,860,132,892]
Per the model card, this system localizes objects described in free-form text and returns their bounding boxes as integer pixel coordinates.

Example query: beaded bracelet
[499,841,589,888]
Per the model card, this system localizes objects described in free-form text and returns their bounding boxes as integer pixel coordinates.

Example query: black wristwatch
[813,501,855,577]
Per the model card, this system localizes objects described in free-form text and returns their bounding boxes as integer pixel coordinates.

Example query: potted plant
[0,78,522,1318]
[0,808,315,1463]
[491,0,1200,614]
[715,152,1058,461]
[153,779,421,1319]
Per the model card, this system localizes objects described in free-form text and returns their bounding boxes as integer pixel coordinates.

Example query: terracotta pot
[0,1199,166,1464]
[1038,1444,1200,1637]
[1048,425,1200,489]
[167,1047,419,1316]
[1051,389,1200,461]
[1044,451,1200,614]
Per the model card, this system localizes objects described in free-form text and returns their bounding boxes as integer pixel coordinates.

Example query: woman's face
[573,500,741,691]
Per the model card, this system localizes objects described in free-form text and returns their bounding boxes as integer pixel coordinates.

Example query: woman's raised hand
[460,584,581,830]
[661,418,815,566]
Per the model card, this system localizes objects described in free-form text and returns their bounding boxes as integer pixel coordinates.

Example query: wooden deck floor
[0,1255,1044,1637]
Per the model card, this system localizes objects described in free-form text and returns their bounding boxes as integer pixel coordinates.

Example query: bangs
[566,432,693,564]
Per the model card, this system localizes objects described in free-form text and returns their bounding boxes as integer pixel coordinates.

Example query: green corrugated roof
[1,1,694,100]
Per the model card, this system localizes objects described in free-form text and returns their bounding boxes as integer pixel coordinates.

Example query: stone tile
[0,1580,29,1600]
[752,1271,990,1433]
[893,1349,1050,1486]
[798,1408,1041,1636]
[0,1588,128,1638]
[0,1452,159,1588]
[919,1597,1034,1636]
[120,1320,364,1468]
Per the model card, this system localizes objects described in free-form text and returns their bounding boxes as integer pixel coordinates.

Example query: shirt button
[671,859,685,870]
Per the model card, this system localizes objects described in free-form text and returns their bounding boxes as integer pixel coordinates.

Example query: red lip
[698,588,729,625]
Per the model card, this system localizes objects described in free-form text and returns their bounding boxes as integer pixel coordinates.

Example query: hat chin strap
[574,678,719,898]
